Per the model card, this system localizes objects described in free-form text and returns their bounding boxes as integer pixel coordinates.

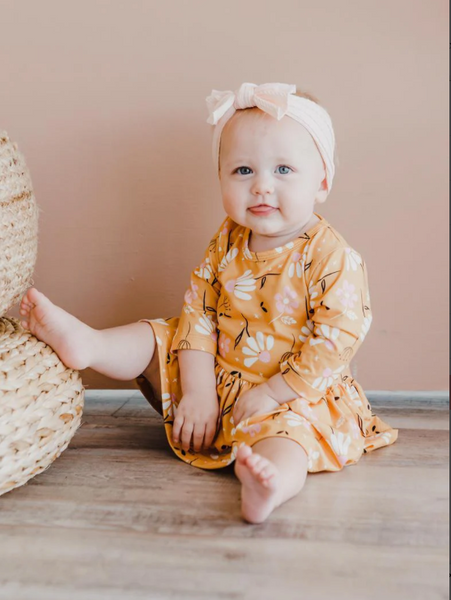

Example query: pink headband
[206,82,336,192]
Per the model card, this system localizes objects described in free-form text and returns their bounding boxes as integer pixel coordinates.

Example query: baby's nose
[251,175,274,195]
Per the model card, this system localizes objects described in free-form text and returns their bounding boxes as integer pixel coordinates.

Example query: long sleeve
[170,218,229,356]
[281,246,373,404]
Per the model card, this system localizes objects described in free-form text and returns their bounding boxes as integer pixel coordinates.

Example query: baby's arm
[235,246,372,422]
[172,349,219,452]
[169,218,230,450]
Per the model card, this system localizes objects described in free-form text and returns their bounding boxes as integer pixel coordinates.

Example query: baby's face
[219,109,328,242]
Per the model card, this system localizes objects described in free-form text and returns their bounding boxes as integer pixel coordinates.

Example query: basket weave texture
[0,317,85,496]
[0,130,39,318]
[0,130,85,495]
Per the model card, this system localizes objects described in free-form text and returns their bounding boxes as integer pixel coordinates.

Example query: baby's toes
[245,453,262,469]
[258,462,276,484]
[248,454,271,478]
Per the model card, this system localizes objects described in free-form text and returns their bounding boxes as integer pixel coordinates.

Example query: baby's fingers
[203,419,217,450]
[192,423,205,452]
[172,414,184,444]
[181,421,194,451]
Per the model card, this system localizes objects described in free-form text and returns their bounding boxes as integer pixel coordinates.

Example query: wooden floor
[0,392,448,600]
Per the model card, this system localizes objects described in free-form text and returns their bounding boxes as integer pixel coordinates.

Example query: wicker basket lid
[0,131,39,317]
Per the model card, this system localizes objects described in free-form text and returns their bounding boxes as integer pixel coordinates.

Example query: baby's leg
[19,288,156,381]
[234,438,308,524]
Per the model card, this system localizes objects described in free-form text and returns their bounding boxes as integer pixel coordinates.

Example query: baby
[19,82,398,523]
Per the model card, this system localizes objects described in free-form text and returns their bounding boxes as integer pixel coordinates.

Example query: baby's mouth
[248,205,277,215]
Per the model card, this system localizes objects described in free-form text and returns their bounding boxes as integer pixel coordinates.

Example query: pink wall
[2,1,448,391]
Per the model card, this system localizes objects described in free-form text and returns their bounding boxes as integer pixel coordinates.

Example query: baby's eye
[276,165,292,175]
[235,166,252,175]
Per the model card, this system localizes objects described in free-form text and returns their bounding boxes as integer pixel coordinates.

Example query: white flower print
[288,246,309,279]
[282,412,311,428]
[225,443,240,465]
[194,314,218,338]
[242,332,274,367]
[309,324,340,350]
[184,280,199,305]
[329,430,352,465]
[194,258,213,280]
[299,320,314,343]
[151,318,170,326]
[281,315,297,326]
[218,248,239,272]
[243,240,253,260]
[344,248,362,271]
[225,270,256,300]
[360,314,373,340]
[346,384,363,409]
[183,304,195,315]
[349,417,362,440]
[307,450,321,471]
[308,283,319,309]
[336,280,358,309]
[297,398,319,422]
[162,392,177,418]
[312,365,346,391]
[288,252,303,279]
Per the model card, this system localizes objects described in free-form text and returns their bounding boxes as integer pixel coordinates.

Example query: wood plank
[0,394,447,600]
[0,527,446,600]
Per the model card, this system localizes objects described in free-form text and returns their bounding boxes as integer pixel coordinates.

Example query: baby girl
[19,82,398,523]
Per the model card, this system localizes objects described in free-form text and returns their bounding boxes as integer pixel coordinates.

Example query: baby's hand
[172,391,219,452]
[233,386,280,425]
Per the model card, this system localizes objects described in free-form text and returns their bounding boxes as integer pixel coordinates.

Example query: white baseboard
[84,389,449,409]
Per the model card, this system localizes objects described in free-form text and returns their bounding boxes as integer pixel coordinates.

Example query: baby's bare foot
[19,287,97,370]
[234,444,280,524]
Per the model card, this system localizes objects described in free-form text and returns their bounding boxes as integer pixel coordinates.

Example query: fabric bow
[206,82,297,125]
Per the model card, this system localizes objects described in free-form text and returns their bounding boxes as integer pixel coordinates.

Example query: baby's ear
[315,176,329,204]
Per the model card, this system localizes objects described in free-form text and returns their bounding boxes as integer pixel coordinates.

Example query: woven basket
[0,131,38,318]
[0,317,85,495]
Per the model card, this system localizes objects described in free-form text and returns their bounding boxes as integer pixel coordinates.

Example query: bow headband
[206,82,336,192]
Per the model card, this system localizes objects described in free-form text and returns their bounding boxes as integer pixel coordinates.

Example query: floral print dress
[136,213,398,471]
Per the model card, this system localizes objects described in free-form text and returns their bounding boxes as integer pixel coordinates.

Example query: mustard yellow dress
[136,214,398,472]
